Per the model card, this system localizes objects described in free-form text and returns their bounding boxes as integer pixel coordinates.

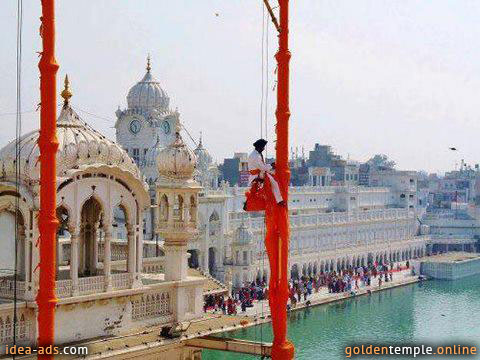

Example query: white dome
[157,125,196,180]
[0,104,142,182]
[235,223,253,245]
[194,137,213,171]
[126,60,169,110]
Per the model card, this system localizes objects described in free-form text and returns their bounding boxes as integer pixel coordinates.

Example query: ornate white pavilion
[0,77,206,358]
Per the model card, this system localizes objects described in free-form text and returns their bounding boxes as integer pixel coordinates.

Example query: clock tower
[115,56,181,185]
[115,56,182,240]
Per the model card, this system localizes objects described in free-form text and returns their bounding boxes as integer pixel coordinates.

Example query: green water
[203,276,480,359]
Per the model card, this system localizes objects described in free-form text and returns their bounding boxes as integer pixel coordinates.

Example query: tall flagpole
[37,0,59,358]
[267,0,294,358]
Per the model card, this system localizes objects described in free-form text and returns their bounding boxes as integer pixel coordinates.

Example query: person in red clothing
[244,139,286,211]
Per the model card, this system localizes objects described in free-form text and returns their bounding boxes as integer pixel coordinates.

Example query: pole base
[271,340,295,360]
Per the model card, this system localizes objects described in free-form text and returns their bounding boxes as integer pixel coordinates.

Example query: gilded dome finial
[61,74,72,106]
[146,54,151,73]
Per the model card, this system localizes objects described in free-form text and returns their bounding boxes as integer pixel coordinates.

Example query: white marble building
[113,59,428,289]
[192,185,428,288]
[115,58,220,243]
[0,77,204,358]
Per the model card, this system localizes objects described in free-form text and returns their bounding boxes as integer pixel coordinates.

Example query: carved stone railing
[0,278,25,300]
[229,208,412,232]
[142,257,165,274]
[55,273,135,298]
[98,242,128,262]
[112,243,128,261]
[111,273,133,290]
[77,276,105,296]
[131,291,173,322]
[55,279,73,299]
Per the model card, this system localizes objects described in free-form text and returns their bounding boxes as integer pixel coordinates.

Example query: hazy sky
[2,1,480,173]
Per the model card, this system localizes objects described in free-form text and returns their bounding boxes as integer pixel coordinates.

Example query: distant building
[358,163,371,186]
[220,152,249,187]
[307,144,359,185]
[369,169,418,210]
[221,157,240,186]
[290,160,309,186]
[308,167,333,187]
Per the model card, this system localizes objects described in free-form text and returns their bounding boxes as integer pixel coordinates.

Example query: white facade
[369,170,418,210]
[189,185,428,287]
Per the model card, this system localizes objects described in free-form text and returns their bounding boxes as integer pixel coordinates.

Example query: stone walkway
[239,268,418,318]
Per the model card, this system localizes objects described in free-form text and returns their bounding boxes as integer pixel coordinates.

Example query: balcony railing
[111,273,133,290]
[228,208,412,232]
[55,273,134,298]
[0,278,25,300]
[78,276,105,296]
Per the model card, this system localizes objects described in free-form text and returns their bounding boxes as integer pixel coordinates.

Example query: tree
[367,154,396,170]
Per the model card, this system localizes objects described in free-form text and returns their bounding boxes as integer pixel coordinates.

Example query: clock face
[129,119,141,134]
[162,121,171,135]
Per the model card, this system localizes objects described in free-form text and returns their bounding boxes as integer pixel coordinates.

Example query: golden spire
[146,54,151,73]
[61,74,72,106]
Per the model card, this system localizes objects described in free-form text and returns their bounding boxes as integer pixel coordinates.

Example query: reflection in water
[202,276,480,360]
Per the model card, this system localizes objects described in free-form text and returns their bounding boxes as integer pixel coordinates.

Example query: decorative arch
[80,196,104,277]
[0,205,26,281]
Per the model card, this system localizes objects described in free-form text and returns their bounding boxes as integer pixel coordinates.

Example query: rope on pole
[14,0,24,354]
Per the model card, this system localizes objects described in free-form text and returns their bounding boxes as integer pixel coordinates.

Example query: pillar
[70,227,79,296]
[136,226,143,274]
[103,224,112,291]
[184,195,191,223]
[79,225,85,275]
[92,222,100,275]
[127,225,136,274]
[164,243,188,281]
[24,235,31,283]
[203,221,210,274]
[167,194,174,226]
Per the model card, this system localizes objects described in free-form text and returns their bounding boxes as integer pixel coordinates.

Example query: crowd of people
[288,260,408,306]
[204,280,269,315]
[204,261,410,314]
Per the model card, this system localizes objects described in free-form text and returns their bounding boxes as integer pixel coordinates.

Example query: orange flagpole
[266,0,294,358]
[37,0,59,358]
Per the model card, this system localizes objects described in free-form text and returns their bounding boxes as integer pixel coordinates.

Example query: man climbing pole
[244,1,295,358]
[244,138,285,212]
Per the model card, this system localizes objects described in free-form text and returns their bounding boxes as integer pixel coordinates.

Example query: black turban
[253,139,268,148]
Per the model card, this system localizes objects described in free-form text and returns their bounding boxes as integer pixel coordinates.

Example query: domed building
[193,135,220,189]
[115,57,188,242]
[157,122,197,181]
[126,58,170,111]
[0,76,167,343]
[115,56,181,184]
[227,222,263,288]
